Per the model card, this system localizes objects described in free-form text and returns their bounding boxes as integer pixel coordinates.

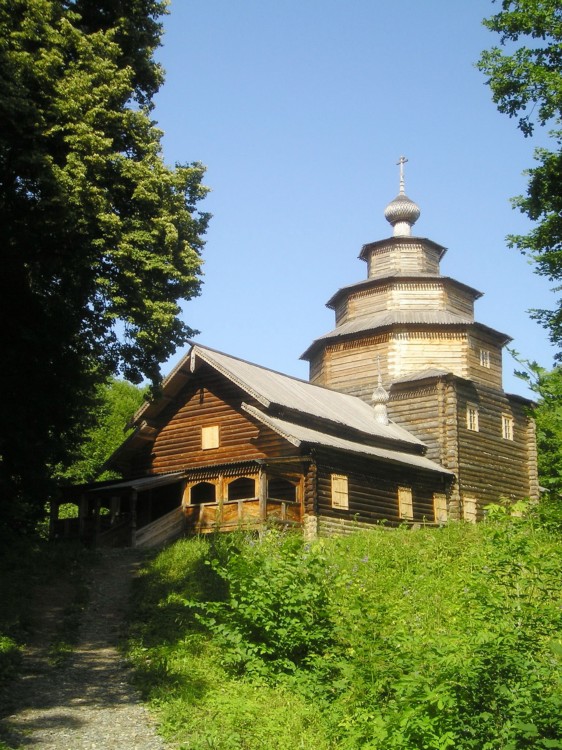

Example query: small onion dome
[384,193,421,237]
[372,376,389,426]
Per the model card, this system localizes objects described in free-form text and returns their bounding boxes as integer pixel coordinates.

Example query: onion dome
[384,155,421,237]
[384,193,421,235]
[372,373,389,426]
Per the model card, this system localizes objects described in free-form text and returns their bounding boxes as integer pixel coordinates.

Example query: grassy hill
[125,502,562,749]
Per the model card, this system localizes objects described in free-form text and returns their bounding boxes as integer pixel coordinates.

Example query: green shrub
[185,531,334,675]
[127,510,562,749]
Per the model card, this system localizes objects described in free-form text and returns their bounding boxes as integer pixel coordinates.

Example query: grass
[125,509,562,749]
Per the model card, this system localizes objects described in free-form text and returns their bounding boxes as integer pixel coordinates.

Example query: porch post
[130,489,138,547]
[258,466,267,522]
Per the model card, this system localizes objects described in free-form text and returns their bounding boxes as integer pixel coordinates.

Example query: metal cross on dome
[397,155,408,195]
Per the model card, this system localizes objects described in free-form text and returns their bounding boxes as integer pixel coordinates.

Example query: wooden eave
[325,274,483,310]
[261,401,427,455]
[505,392,535,407]
[301,319,512,361]
[242,403,453,477]
[358,235,448,262]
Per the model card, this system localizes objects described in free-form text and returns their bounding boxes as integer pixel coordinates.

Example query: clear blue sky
[154,0,557,396]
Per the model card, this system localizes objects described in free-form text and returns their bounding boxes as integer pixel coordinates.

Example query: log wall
[465,331,504,389]
[389,375,538,517]
[455,381,538,509]
[314,448,451,527]
[130,365,295,476]
[309,331,472,403]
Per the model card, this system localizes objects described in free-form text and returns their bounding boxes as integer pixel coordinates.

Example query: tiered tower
[302,158,538,518]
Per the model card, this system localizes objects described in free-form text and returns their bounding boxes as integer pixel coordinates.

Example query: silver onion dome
[384,193,421,233]
[384,155,420,236]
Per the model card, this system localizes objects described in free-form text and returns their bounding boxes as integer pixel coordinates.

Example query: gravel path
[0,549,168,750]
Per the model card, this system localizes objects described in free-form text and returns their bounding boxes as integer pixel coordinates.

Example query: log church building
[54,160,538,546]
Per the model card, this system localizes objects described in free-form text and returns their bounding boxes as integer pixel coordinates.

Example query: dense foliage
[478,0,562,355]
[55,377,146,484]
[0,0,209,532]
[513,355,562,493]
[127,510,562,749]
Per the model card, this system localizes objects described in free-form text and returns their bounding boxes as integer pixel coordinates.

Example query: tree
[0,1,209,532]
[56,378,147,485]
[513,356,562,493]
[477,0,562,354]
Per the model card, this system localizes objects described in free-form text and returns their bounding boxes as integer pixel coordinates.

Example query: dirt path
[0,549,168,750]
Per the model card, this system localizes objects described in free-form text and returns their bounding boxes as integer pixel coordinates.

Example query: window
[433,493,448,524]
[479,349,491,368]
[201,425,220,450]
[463,496,477,523]
[268,477,297,502]
[502,414,514,441]
[190,481,217,504]
[331,474,349,509]
[227,477,256,501]
[466,404,479,432]
[398,486,413,520]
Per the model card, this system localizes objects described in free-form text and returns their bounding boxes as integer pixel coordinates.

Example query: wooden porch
[183,496,301,534]
[53,463,306,548]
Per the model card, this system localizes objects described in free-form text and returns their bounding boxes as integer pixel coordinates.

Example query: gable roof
[188,344,422,446]
[109,341,452,476]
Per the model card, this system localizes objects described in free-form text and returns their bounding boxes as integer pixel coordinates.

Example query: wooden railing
[183,497,302,534]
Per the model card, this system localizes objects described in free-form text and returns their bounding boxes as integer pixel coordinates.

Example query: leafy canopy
[0,0,209,530]
[478,0,562,354]
[512,353,562,492]
[55,377,147,485]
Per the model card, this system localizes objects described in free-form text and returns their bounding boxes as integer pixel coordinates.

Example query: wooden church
[53,162,538,546]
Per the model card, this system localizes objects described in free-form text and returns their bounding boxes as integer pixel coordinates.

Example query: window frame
[479,349,491,368]
[502,414,514,441]
[433,493,448,524]
[201,424,220,450]
[466,404,479,432]
[398,486,414,520]
[463,496,477,523]
[331,474,349,510]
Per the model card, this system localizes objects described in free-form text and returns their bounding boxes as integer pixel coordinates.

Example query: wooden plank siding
[366,241,442,278]
[310,329,507,406]
[389,330,469,383]
[466,332,504,389]
[335,282,476,328]
[310,331,471,403]
[309,335,391,398]
[314,447,451,528]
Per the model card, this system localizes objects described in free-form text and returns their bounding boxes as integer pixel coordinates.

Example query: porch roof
[88,472,186,493]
